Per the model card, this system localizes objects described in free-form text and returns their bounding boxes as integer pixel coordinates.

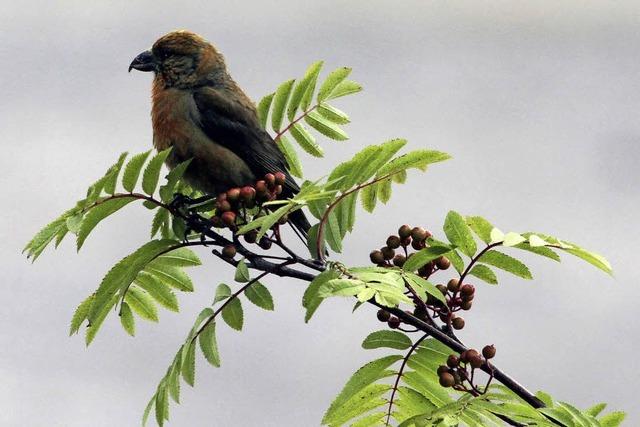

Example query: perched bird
[129,30,311,237]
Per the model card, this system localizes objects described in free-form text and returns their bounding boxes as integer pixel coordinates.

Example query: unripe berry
[255,180,268,194]
[460,284,475,297]
[446,355,459,368]
[436,256,451,270]
[274,171,286,185]
[482,345,496,359]
[439,372,455,387]
[226,187,241,202]
[264,173,276,188]
[240,186,256,201]
[210,215,224,228]
[461,349,479,363]
[461,300,473,310]
[393,254,406,267]
[398,225,412,239]
[386,235,401,249]
[244,230,258,244]
[469,354,484,369]
[436,284,448,295]
[437,365,449,376]
[377,309,391,322]
[217,200,231,213]
[222,244,236,258]
[401,236,412,247]
[452,317,465,330]
[274,184,283,195]
[411,238,425,250]
[388,317,400,329]
[221,211,236,227]
[258,237,272,250]
[381,246,395,260]
[411,227,428,242]
[370,250,385,264]
[447,278,460,292]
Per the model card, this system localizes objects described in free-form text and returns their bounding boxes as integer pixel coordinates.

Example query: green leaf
[326,79,362,100]
[514,242,561,262]
[351,412,386,427]
[376,149,451,178]
[153,247,201,267]
[318,278,366,298]
[324,209,343,252]
[503,232,526,247]
[125,286,159,322]
[466,216,494,244]
[288,61,323,120]
[234,260,250,283]
[305,110,348,141]
[145,263,194,292]
[446,248,465,274]
[154,385,168,426]
[257,93,274,129]
[324,383,390,426]
[468,265,498,284]
[585,403,606,418]
[135,273,179,312]
[69,294,94,336]
[336,139,407,190]
[119,302,135,336]
[24,209,75,261]
[317,103,350,124]
[276,135,303,178]
[443,211,477,257]
[403,245,451,272]
[362,330,412,350]
[122,150,151,192]
[322,355,402,425]
[478,250,532,279]
[76,197,135,250]
[290,123,324,157]
[214,283,232,304]
[103,152,128,195]
[377,178,392,203]
[360,183,377,213]
[151,208,169,238]
[271,79,295,131]
[159,159,192,202]
[142,394,155,427]
[535,390,554,407]
[404,273,447,304]
[317,67,351,101]
[142,148,172,196]
[303,269,340,322]
[181,341,196,386]
[65,213,83,234]
[599,411,626,427]
[244,282,274,311]
[395,386,437,421]
[198,322,221,367]
[221,297,243,331]
[562,246,613,275]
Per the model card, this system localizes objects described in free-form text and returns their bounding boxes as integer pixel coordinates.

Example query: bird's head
[129,30,227,88]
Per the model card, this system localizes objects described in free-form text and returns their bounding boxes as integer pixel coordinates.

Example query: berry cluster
[437,345,496,391]
[369,225,450,277]
[209,172,288,251]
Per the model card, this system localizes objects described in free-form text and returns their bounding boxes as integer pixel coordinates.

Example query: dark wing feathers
[192,87,299,196]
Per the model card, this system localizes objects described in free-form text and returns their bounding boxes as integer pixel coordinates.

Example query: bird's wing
[192,86,300,195]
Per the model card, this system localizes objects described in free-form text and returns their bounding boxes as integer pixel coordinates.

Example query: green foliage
[243,282,274,311]
[362,330,412,350]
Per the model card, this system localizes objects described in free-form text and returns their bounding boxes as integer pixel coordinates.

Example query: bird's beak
[129,50,157,73]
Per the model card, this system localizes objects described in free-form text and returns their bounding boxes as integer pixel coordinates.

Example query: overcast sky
[2,1,639,426]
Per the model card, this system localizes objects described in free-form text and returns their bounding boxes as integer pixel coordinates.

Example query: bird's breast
[151,85,198,152]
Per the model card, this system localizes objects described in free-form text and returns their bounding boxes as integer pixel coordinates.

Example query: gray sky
[2,1,639,426]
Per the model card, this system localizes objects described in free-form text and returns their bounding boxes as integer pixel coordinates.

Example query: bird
[129,30,311,239]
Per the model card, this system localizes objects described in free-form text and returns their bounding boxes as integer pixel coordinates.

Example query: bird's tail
[289,209,311,240]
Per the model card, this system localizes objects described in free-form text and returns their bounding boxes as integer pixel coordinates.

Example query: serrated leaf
[125,286,159,322]
[257,93,274,129]
[303,269,341,322]
[322,355,402,424]
[318,278,366,298]
[317,67,351,101]
[142,148,172,196]
[326,79,362,100]
[159,159,192,202]
[490,228,504,244]
[290,123,324,157]
[234,260,250,283]
[214,283,232,304]
[167,347,182,403]
[221,297,243,331]
[65,213,83,234]
[351,412,386,427]
[478,250,532,279]
[403,245,451,272]
[288,61,323,120]
[244,282,274,311]
[360,183,377,213]
[181,341,196,386]
[276,135,303,178]
[443,211,477,257]
[362,330,412,350]
[135,273,179,312]
[154,386,167,426]
[305,110,348,141]
[599,411,626,427]
[469,265,498,284]
[376,149,451,178]
[404,273,447,304]
[585,403,606,418]
[153,247,201,267]
[514,242,561,262]
[317,103,350,124]
[77,197,135,250]
[145,263,194,292]
[395,386,437,421]
[377,178,392,203]
[103,152,128,195]
[69,294,94,336]
[198,322,220,367]
[25,208,74,261]
[528,234,548,247]
[535,391,554,407]
[142,395,155,427]
[119,302,135,336]
[562,246,613,275]
[271,79,295,131]
[324,383,390,426]
[122,150,151,192]
[466,216,494,244]
[356,287,376,302]
[503,232,526,247]
[151,208,169,238]
[324,209,343,252]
